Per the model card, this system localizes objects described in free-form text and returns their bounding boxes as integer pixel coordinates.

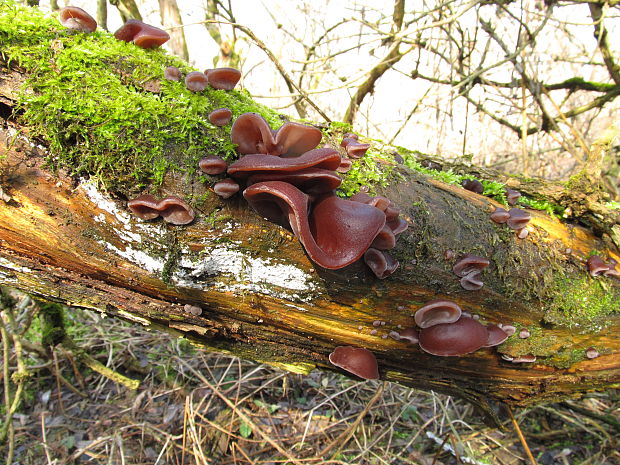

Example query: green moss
[337,148,400,197]
[37,300,66,346]
[0,1,279,191]
[544,274,620,329]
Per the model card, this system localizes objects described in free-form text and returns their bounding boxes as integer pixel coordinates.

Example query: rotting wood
[1,124,619,425]
[0,19,619,425]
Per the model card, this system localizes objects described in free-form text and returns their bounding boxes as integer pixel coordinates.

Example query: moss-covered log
[1,2,619,423]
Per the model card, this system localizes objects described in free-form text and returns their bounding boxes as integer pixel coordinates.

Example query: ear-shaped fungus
[213,179,240,199]
[587,256,609,277]
[399,327,419,344]
[341,138,371,159]
[231,113,322,157]
[127,194,161,220]
[329,346,379,380]
[208,108,233,126]
[363,248,399,279]
[127,195,195,225]
[506,208,531,230]
[157,196,195,225]
[243,181,385,269]
[460,271,484,290]
[490,207,510,224]
[114,19,170,48]
[453,254,490,277]
[164,66,182,81]
[199,155,228,175]
[461,179,484,194]
[414,300,462,328]
[185,71,209,92]
[58,6,97,33]
[484,324,509,347]
[418,316,488,356]
[506,189,521,205]
[205,67,242,90]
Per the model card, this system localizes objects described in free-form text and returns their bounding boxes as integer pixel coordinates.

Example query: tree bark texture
[1,26,619,424]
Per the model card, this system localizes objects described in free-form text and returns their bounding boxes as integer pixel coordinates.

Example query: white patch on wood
[0,257,33,273]
[103,242,165,274]
[174,245,318,300]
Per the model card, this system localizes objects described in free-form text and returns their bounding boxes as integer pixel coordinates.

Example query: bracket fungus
[490,207,510,224]
[506,208,531,230]
[329,346,379,380]
[453,254,490,277]
[58,6,97,33]
[114,19,170,49]
[586,255,619,278]
[213,179,240,199]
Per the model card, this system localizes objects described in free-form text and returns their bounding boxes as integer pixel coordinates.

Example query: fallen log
[1,2,619,424]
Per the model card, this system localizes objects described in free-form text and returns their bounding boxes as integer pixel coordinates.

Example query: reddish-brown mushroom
[399,327,419,344]
[114,19,170,48]
[506,189,521,205]
[490,207,510,224]
[157,196,195,225]
[506,208,531,230]
[586,256,609,277]
[58,6,97,33]
[329,346,379,380]
[243,182,386,270]
[453,254,490,277]
[418,316,488,356]
[127,194,160,220]
[484,324,509,347]
[460,271,484,290]
[205,67,242,90]
[164,66,182,81]
[185,71,209,92]
[461,179,484,194]
[208,108,233,126]
[230,113,322,157]
[213,179,240,199]
[199,155,227,175]
[363,248,399,279]
[414,299,462,328]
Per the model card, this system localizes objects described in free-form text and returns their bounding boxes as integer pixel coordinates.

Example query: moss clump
[337,148,401,197]
[544,274,620,330]
[0,1,279,191]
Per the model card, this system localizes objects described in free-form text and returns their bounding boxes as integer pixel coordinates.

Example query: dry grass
[1,293,619,465]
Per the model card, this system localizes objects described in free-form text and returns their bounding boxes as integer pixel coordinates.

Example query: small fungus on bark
[418,316,488,356]
[484,324,509,347]
[213,179,240,199]
[185,71,209,92]
[329,346,379,380]
[128,195,195,225]
[199,155,228,175]
[164,66,182,81]
[506,189,521,205]
[453,254,490,277]
[208,108,233,126]
[58,6,97,33]
[414,299,462,328]
[205,67,242,90]
[114,19,170,48]
[506,208,531,230]
[490,207,510,224]
[461,179,484,194]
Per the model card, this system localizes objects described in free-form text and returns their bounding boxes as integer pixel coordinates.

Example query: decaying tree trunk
[1,11,619,425]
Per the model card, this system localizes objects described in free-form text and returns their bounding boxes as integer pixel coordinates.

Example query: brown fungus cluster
[204,112,408,279]
[114,19,170,49]
[586,256,619,278]
[490,206,531,239]
[452,254,489,290]
[393,299,513,358]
